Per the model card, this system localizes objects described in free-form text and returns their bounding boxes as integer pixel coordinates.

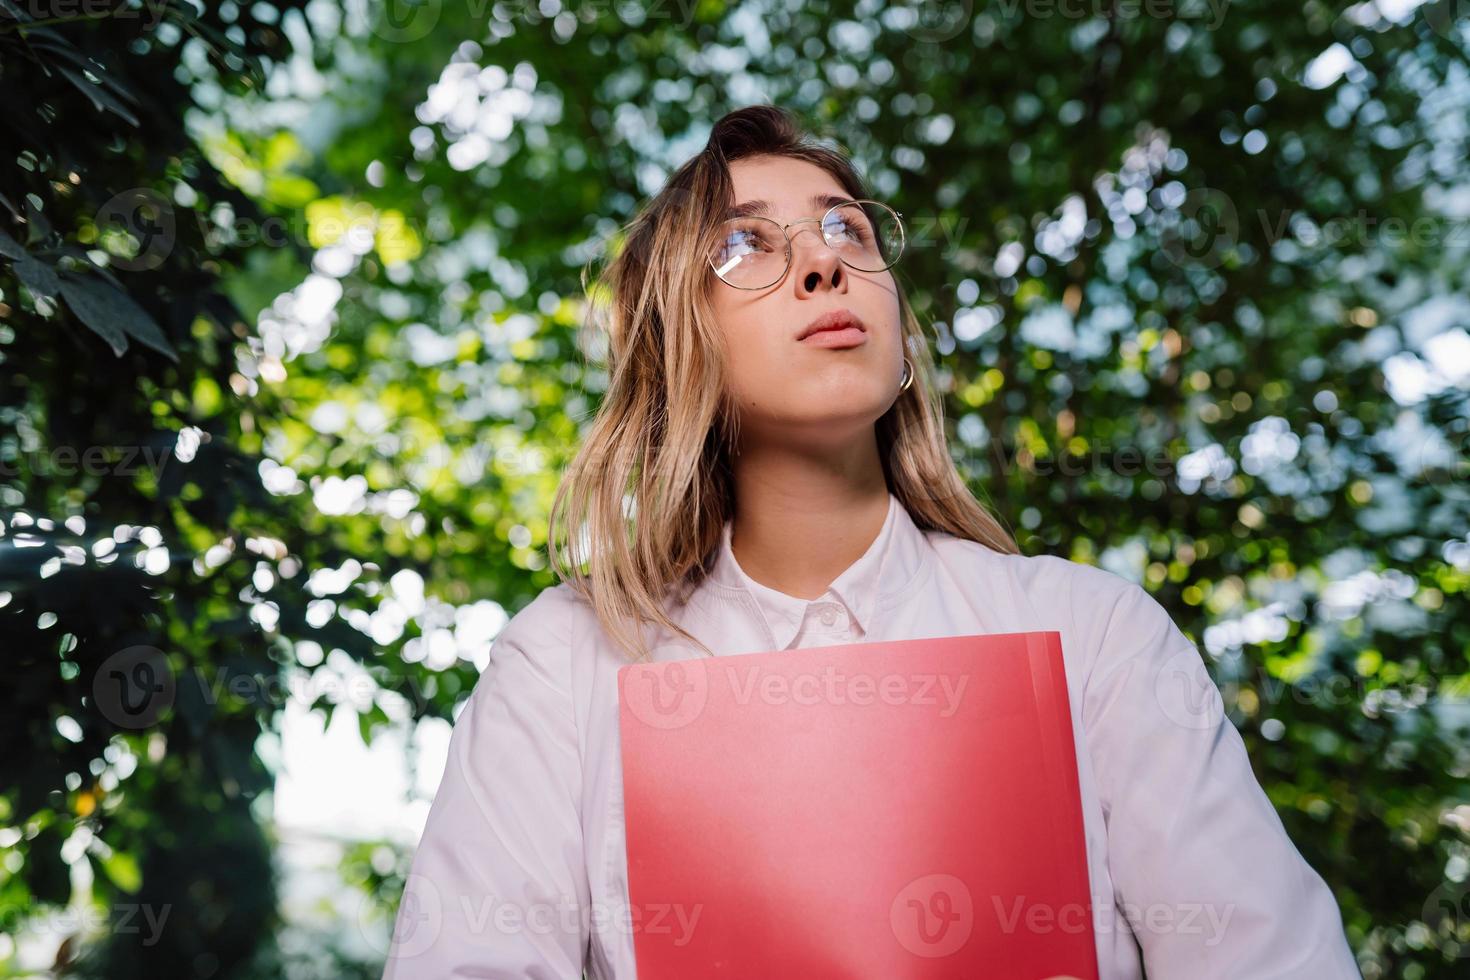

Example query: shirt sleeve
[381,586,589,980]
[1075,569,1360,979]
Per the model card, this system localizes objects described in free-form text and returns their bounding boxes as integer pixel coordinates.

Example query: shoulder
[925,531,1139,612]
[924,532,1188,675]
[449,583,594,737]
[1017,555,1200,688]
[482,581,595,678]
[498,581,591,640]
[451,583,587,763]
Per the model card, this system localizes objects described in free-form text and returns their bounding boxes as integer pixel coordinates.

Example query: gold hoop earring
[899,357,914,392]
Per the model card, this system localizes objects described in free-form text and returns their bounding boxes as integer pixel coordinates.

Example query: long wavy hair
[548,104,1018,663]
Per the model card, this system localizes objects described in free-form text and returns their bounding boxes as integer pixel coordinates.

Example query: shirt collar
[705,491,927,650]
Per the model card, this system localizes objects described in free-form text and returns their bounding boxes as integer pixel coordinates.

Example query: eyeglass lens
[710,202,903,289]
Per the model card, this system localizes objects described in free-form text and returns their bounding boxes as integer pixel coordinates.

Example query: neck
[728,428,891,600]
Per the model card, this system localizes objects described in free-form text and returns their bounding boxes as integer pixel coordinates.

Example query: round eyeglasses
[708,199,905,290]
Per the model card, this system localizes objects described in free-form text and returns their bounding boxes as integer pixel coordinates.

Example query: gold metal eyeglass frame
[708,198,906,290]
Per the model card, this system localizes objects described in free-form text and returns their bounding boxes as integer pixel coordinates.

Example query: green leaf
[97,850,143,894]
[358,704,387,745]
[54,65,142,127]
[55,274,126,355]
[23,206,52,246]
[57,273,180,361]
[0,228,26,259]
[13,253,61,299]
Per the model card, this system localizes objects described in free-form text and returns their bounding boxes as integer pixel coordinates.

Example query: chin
[786,392,893,429]
[802,366,891,402]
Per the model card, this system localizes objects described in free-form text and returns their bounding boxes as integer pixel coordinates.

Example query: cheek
[726,332,789,405]
[713,302,779,384]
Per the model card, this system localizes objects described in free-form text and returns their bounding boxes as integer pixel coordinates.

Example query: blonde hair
[549,104,1018,663]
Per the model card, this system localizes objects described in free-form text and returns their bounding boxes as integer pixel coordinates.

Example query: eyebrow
[724,193,856,221]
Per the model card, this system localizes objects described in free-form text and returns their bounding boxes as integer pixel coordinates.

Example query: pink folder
[617,631,1098,979]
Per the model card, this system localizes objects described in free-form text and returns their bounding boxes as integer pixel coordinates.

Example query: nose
[788,220,847,296]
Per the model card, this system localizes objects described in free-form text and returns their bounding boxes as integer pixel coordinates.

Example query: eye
[723,229,758,256]
[713,222,780,266]
[824,212,873,246]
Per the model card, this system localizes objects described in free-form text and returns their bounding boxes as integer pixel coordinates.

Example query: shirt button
[818,605,838,626]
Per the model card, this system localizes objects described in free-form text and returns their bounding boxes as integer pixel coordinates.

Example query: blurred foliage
[1,0,1469,977]
[0,0,322,977]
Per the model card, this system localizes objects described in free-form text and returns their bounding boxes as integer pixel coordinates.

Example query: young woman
[381,105,1359,979]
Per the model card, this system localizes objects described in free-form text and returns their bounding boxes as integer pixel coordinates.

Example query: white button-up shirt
[383,492,1360,979]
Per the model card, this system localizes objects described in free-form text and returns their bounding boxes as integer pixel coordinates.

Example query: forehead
[726,155,851,219]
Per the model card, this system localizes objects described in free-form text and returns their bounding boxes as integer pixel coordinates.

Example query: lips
[797,309,868,342]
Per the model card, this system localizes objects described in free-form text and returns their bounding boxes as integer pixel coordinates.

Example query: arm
[1076,571,1360,978]
[382,587,589,980]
